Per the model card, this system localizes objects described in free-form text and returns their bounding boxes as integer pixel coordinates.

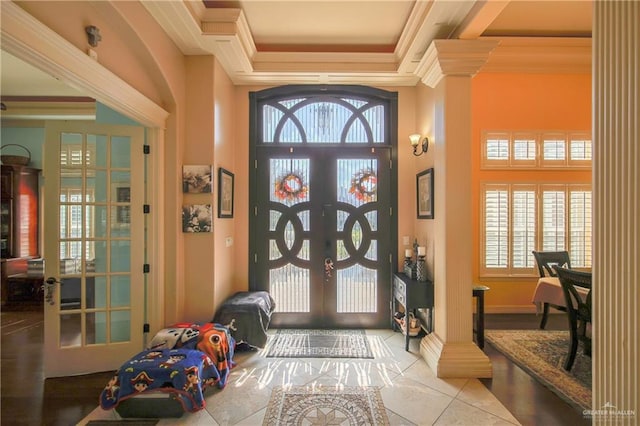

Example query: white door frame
[1,1,169,340]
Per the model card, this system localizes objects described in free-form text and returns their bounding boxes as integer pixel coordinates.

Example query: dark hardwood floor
[1,307,590,425]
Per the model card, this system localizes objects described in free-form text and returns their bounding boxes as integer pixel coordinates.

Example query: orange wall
[471,72,592,312]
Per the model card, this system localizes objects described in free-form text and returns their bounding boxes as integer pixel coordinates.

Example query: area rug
[486,330,591,411]
[262,386,389,426]
[265,329,374,358]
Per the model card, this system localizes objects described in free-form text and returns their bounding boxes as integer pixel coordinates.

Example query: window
[482,131,591,169]
[481,183,592,276]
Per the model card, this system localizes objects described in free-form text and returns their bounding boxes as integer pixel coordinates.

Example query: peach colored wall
[471,73,592,312]
[183,56,216,322]
[16,1,171,106]
[413,83,436,277]
[212,58,240,313]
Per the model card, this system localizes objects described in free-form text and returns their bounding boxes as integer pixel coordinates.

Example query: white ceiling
[0,0,592,102]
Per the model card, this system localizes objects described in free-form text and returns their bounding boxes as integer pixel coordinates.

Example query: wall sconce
[409,134,429,156]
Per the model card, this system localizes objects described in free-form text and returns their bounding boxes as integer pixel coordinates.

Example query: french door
[250,86,397,328]
[43,121,145,377]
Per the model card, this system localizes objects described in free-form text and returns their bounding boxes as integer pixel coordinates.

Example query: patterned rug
[486,330,591,410]
[265,329,374,358]
[262,386,389,426]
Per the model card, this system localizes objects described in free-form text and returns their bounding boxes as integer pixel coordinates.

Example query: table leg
[476,292,485,349]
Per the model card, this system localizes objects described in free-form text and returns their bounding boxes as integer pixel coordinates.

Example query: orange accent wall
[471,73,592,312]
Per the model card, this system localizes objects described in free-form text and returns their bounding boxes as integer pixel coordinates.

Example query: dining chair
[553,265,592,371]
[531,250,572,328]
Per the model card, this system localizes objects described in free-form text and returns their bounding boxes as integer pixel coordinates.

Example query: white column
[593,2,640,423]
[416,40,497,378]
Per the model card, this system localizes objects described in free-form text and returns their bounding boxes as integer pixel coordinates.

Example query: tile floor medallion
[262,385,388,425]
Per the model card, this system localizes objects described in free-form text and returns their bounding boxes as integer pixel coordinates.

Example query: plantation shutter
[484,186,509,268]
[570,189,592,267]
[542,189,566,251]
[512,187,536,268]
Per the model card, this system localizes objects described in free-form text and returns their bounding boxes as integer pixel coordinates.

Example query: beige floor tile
[158,409,219,425]
[380,375,454,425]
[434,399,521,426]
[204,376,272,425]
[401,359,469,398]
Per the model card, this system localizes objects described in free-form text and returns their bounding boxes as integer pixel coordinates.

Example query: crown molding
[417,39,499,88]
[142,2,592,86]
[0,1,168,127]
[481,37,592,74]
[0,100,96,120]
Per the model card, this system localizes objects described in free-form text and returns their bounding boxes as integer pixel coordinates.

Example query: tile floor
[79,329,520,425]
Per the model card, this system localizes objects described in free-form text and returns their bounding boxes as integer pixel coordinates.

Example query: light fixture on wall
[409,134,429,156]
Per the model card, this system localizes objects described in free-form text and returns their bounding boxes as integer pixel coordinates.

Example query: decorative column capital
[416,39,499,88]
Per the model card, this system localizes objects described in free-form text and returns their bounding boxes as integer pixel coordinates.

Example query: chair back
[532,250,571,277]
[554,265,592,321]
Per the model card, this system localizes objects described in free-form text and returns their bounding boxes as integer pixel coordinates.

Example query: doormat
[262,386,389,426]
[486,330,591,411]
[265,329,374,358]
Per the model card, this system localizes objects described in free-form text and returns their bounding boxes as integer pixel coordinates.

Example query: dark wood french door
[249,85,398,328]
[254,147,391,328]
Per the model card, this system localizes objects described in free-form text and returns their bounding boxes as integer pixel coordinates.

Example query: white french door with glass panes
[43,121,145,377]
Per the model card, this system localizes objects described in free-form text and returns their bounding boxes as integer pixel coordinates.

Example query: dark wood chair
[553,265,592,371]
[532,250,571,328]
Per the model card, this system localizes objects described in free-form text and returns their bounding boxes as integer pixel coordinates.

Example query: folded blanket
[100,348,221,413]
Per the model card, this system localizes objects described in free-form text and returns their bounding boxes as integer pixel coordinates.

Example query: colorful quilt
[100,323,236,413]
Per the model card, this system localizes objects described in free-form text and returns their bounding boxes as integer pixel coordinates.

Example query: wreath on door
[349,169,377,202]
[274,172,308,201]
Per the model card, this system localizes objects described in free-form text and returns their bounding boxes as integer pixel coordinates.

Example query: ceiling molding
[454,1,511,40]
[142,1,592,86]
[481,37,592,74]
[417,40,499,88]
[0,100,96,120]
[0,1,168,128]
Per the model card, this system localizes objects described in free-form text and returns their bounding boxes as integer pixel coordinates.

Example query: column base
[420,332,492,378]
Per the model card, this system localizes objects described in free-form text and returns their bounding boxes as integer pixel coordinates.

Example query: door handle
[324,257,334,281]
[44,277,59,305]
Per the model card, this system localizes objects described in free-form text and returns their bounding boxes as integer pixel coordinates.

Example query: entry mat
[265,329,374,358]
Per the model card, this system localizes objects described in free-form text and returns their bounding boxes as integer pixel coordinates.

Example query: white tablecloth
[532,276,589,313]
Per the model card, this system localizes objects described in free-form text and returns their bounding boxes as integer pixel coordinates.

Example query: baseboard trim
[420,333,492,378]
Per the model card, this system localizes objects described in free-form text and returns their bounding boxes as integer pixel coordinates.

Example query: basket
[1,144,31,166]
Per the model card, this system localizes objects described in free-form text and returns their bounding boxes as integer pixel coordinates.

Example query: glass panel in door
[44,121,144,377]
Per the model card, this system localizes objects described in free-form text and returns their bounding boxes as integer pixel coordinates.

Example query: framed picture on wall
[182,204,212,233]
[218,167,234,218]
[417,168,434,219]
[182,165,213,193]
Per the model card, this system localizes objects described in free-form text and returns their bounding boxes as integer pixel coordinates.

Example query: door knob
[44,277,60,305]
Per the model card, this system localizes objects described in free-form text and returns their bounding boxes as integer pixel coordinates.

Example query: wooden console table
[392,273,434,351]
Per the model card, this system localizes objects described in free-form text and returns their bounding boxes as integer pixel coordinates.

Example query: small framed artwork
[182,204,212,233]
[218,167,234,218]
[182,165,213,193]
[417,168,434,219]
